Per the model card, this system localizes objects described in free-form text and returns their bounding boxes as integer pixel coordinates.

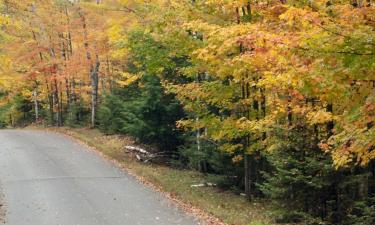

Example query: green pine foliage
[65,101,90,127]
[98,74,184,151]
[178,134,236,173]
[348,196,375,225]
[0,93,33,127]
[260,126,374,224]
[98,29,187,151]
[0,104,9,128]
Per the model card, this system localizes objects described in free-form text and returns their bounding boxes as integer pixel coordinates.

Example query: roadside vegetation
[1,1,374,225]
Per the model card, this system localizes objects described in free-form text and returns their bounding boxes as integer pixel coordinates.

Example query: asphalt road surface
[0,130,199,225]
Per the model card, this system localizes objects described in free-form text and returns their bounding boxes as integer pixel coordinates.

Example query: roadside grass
[49,127,274,225]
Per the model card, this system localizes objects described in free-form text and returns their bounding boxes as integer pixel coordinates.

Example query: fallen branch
[125,145,176,163]
[125,146,150,155]
[191,182,217,188]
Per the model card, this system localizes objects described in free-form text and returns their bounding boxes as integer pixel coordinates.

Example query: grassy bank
[49,127,274,225]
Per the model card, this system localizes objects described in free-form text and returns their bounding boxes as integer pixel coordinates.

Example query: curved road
[0,130,199,225]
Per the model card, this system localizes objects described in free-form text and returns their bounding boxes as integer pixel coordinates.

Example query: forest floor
[39,127,275,225]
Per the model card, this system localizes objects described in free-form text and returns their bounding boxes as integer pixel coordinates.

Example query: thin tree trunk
[59,81,64,125]
[53,77,61,126]
[33,88,39,123]
[45,79,54,126]
[244,141,252,200]
[236,6,252,201]
[327,103,334,137]
[90,58,100,127]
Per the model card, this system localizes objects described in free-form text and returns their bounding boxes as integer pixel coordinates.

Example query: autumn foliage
[1,0,374,224]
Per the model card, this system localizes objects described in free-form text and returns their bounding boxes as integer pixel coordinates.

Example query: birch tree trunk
[33,89,39,123]
[79,8,100,127]
[90,57,100,127]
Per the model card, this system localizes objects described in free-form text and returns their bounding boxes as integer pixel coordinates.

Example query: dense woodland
[0,0,374,224]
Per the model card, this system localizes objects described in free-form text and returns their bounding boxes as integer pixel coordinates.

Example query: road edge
[41,128,226,225]
[0,183,6,224]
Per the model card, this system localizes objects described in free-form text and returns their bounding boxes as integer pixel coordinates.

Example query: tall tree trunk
[90,58,100,127]
[244,81,252,200]
[244,139,252,200]
[31,30,42,123]
[65,6,73,56]
[59,81,64,125]
[326,103,334,137]
[80,9,100,127]
[236,6,253,201]
[45,79,54,126]
[53,77,62,126]
[33,88,39,123]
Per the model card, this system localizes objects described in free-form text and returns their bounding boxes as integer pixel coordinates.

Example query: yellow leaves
[0,96,8,107]
[259,70,300,91]
[176,119,194,130]
[268,5,288,18]
[325,117,375,168]
[232,155,243,163]
[267,143,282,153]
[0,14,10,26]
[279,7,319,30]
[172,82,201,101]
[259,71,279,88]
[306,110,336,125]
[191,23,272,80]
[209,117,243,141]
[183,20,220,35]
[0,55,12,71]
[20,89,32,99]
[108,22,124,44]
[0,56,19,91]
[331,134,375,168]
[116,72,139,87]
[219,143,243,155]
[236,116,273,134]
[204,0,252,11]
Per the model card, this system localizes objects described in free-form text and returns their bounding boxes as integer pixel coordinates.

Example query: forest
[0,0,374,224]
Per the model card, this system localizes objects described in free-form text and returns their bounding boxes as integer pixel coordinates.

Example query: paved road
[0,130,199,225]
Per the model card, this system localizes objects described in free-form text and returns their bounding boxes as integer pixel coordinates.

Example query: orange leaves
[39,64,58,74]
[268,5,288,18]
[365,93,375,115]
[328,124,375,168]
[0,0,373,169]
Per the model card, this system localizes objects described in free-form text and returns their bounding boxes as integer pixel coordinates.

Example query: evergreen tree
[99,74,184,151]
[260,125,374,224]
